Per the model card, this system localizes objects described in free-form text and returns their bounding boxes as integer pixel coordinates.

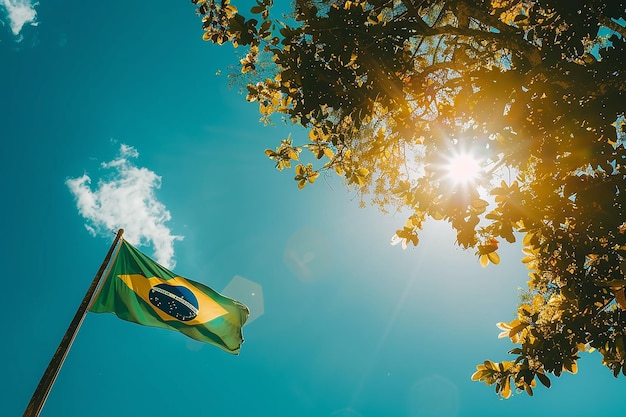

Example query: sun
[445,153,482,184]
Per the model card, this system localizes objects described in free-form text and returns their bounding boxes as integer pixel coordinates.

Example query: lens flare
[445,153,481,184]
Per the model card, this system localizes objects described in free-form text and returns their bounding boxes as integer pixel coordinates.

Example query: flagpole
[23,229,124,417]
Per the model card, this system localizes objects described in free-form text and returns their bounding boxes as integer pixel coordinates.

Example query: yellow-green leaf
[488,251,501,265]
[501,377,512,399]
[431,212,444,220]
[309,171,320,183]
[288,148,300,160]
[508,322,527,337]
[356,167,369,177]
[563,360,578,374]
[472,199,489,209]
[224,4,238,18]
[471,370,484,381]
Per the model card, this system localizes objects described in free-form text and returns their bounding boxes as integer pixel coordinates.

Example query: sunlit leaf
[496,322,511,338]
[224,5,238,18]
[287,148,300,160]
[565,361,578,374]
[472,199,489,209]
[308,171,320,183]
[501,377,512,399]
[471,370,484,381]
[390,233,403,246]
[508,322,527,337]
[431,212,444,220]
[477,241,499,255]
[487,251,500,265]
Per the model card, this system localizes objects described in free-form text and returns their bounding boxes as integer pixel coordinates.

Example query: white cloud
[1,0,38,37]
[66,144,183,268]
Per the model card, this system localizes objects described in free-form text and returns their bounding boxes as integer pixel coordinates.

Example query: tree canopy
[193,0,626,397]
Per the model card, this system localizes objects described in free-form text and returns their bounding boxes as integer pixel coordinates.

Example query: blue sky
[2,1,625,416]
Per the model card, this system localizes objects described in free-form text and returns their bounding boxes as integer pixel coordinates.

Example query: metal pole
[23,229,124,417]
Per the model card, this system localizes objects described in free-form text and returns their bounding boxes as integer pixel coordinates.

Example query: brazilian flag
[90,240,249,354]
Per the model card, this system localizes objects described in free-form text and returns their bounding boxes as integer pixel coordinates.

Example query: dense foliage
[193,0,626,397]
